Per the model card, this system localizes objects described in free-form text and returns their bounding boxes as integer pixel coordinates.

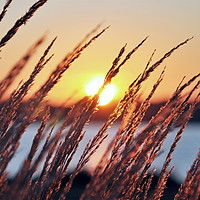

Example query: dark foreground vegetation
[0,1,199,199]
[6,172,181,200]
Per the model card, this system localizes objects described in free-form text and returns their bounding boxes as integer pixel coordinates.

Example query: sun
[85,77,117,106]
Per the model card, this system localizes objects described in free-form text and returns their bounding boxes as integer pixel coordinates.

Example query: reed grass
[0,1,199,200]
[0,0,13,23]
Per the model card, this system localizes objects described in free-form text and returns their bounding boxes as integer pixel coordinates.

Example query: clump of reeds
[0,1,199,200]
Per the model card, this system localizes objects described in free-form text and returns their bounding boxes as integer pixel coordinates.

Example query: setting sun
[85,77,117,106]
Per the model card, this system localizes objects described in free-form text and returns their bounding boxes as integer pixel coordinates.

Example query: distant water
[6,121,200,184]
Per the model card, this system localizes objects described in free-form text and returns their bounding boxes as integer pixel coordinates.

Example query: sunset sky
[0,0,199,105]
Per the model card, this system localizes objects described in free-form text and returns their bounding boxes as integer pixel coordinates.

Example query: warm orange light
[85,77,117,105]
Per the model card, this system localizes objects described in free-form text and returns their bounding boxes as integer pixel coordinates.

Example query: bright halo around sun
[85,77,117,106]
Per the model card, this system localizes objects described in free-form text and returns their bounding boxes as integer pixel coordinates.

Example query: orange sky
[0,0,199,106]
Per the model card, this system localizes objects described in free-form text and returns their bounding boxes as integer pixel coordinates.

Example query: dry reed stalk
[127,164,155,200]
[0,38,56,180]
[31,123,57,194]
[130,74,200,156]
[38,36,145,199]
[136,37,193,86]
[151,97,199,200]
[82,73,199,199]
[0,3,199,198]
[24,36,147,200]
[0,0,48,49]
[133,87,195,167]
[104,37,148,85]
[31,26,109,108]
[19,120,62,200]
[81,39,196,199]
[119,49,156,129]
[109,106,181,198]
[71,22,103,54]
[24,97,97,199]
[16,98,92,199]
[0,35,46,100]
[6,107,50,200]
[112,37,192,130]
[0,36,55,143]
[116,68,165,152]
[188,168,200,199]
[81,51,157,198]
[71,40,157,199]
[42,99,100,198]
[132,90,199,200]
[130,151,157,199]
[34,105,75,179]
[142,169,157,200]
[175,148,200,200]
[94,67,190,200]
[121,98,173,198]
[103,69,164,187]
[0,0,13,23]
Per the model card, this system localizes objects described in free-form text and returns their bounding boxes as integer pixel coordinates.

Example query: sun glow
[85,77,117,106]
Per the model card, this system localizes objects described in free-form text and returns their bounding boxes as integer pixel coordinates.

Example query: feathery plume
[0,0,13,23]
[0,0,48,49]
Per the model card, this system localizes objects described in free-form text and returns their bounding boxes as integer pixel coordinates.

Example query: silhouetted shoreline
[2,100,199,122]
